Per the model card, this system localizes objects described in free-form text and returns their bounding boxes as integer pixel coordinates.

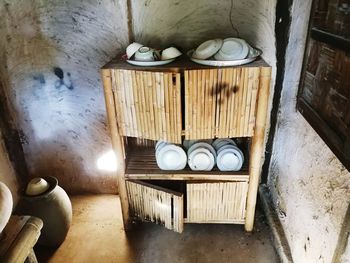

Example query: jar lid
[25,177,50,196]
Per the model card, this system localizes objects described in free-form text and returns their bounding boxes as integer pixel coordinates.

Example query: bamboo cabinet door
[186,181,248,223]
[184,68,261,140]
[126,180,184,233]
[110,70,182,144]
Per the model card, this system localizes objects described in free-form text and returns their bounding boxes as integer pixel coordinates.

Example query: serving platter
[187,48,262,67]
[126,58,175,66]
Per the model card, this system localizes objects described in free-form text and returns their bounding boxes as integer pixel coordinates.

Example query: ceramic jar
[16,176,72,247]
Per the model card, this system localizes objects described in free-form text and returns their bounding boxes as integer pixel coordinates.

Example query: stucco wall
[131,0,276,67]
[0,0,277,193]
[268,0,350,262]
[0,131,19,204]
[0,0,129,193]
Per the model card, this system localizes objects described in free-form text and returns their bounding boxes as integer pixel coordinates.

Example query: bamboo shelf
[101,56,272,233]
[125,148,249,181]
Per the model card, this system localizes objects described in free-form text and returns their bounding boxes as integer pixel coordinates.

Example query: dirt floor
[35,195,279,263]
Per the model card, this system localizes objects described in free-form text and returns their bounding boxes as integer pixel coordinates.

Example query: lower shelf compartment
[125,148,249,181]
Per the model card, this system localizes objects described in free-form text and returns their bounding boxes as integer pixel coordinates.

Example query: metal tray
[187,48,262,67]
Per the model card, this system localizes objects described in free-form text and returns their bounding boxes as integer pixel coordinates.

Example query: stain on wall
[268,0,350,262]
[0,0,129,193]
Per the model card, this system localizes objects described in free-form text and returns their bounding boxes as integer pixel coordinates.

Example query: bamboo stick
[101,69,129,229]
[245,66,271,231]
[184,71,189,138]
[164,74,171,142]
[215,69,222,137]
[248,68,260,136]
[244,68,254,135]
[241,68,249,136]
[175,74,181,143]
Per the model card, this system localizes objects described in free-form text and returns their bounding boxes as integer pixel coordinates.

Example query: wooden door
[110,69,182,143]
[125,180,184,233]
[297,0,350,171]
[184,67,261,140]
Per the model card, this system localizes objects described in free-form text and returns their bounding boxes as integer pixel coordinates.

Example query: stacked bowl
[155,139,244,172]
[155,141,187,170]
[187,141,216,171]
[213,139,244,171]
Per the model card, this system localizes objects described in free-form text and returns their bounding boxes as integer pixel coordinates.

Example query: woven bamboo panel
[111,69,182,143]
[184,67,260,139]
[186,182,248,223]
[126,180,184,233]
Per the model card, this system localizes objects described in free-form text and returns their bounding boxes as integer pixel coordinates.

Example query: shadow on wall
[0,0,129,193]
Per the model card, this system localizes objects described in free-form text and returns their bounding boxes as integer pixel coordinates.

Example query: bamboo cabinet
[101,57,271,233]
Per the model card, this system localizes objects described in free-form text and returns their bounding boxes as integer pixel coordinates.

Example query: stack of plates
[213,139,244,171]
[155,141,187,170]
[187,142,216,171]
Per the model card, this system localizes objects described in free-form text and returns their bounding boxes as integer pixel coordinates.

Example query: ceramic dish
[183,139,213,150]
[192,39,223,60]
[188,142,216,161]
[127,58,176,66]
[156,144,186,170]
[212,138,236,151]
[187,48,261,67]
[217,147,244,171]
[188,148,215,171]
[214,38,249,61]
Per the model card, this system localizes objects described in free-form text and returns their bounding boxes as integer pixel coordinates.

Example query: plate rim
[126,58,175,66]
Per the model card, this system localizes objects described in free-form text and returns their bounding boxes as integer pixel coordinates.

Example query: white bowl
[183,139,213,150]
[156,144,186,170]
[192,39,223,60]
[212,138,236,151]
[217,146,244,171]
[134,47,155,61]
[161,47,182,60]
[188,148,215,171]
[126,42,144,59]
[25,177,50,196]
[188,142,216,161]
[214,38,249,61]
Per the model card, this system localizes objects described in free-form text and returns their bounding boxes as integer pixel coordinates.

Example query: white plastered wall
[268,0,350,262]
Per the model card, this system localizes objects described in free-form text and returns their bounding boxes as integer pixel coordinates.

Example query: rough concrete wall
[0,131,19,204]
[131,0,276,66]
[0,0,129,193]
[268,0,350,262]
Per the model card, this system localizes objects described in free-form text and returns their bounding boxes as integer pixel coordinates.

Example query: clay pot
[16,176,72,247]
[0,181,13,233]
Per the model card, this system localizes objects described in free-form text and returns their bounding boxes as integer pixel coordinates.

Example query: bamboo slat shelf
[125,148,249,181]
[101,56,272,233]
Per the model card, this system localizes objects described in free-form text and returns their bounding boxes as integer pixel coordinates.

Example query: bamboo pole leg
[245,67,271,232]
[102,69,130,230]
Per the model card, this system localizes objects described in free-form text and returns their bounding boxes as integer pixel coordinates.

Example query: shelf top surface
[102,54,270,72]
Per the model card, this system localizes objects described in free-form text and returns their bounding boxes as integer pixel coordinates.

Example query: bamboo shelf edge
[184,219,245,224]
[125,173,249,181]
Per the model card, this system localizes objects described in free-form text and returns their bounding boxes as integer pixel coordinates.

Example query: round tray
[187,48,262,67]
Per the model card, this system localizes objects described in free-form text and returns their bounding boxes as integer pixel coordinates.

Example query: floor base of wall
[259,184,293,263]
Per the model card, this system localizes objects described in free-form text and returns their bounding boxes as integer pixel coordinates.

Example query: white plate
[217,147,244,171]
[183,139,213,150]
[187,48,261,67]
[188,148,215,171]
[212,138,236,151]
[214,38,249,61]
[188,142,216,161]
[192,39,223,60]
[156,145,186,170]
[126,58,175,67]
